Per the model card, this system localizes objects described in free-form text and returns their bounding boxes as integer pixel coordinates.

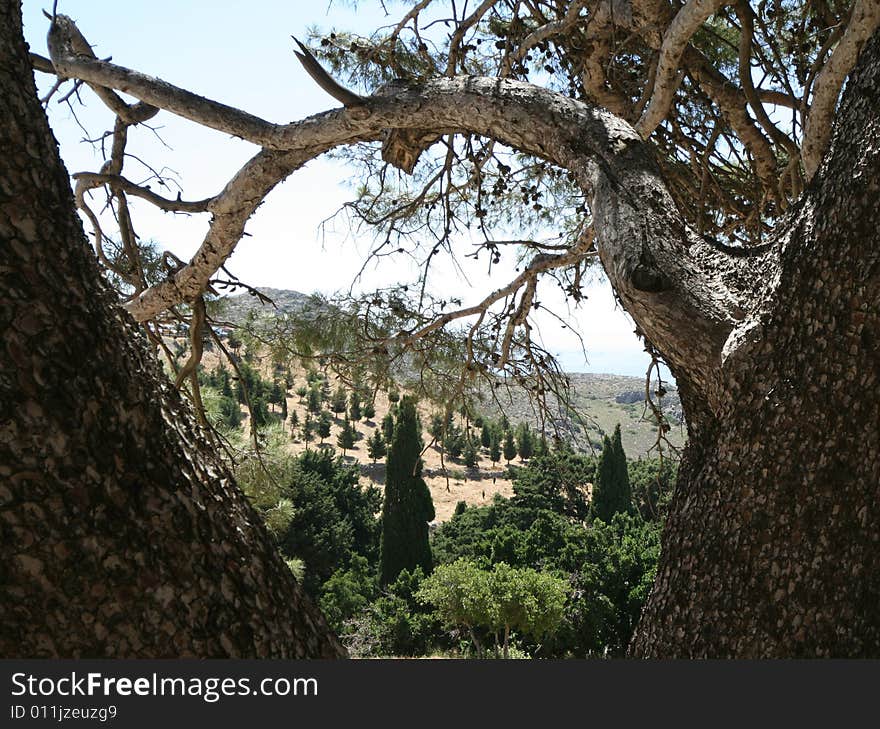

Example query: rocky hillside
[217,288,686,458]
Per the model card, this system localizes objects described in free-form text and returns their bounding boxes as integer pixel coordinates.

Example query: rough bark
[0,0,344,658]
[631,31,880,657]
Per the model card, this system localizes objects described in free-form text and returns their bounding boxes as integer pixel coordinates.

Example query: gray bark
[0,0,344,658]
[632,30,880,657]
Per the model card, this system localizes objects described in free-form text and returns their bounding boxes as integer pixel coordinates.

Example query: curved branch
[635,0,726,137]
[735,2,798,159]
[53,21,758,411]
[802,0,880,181]
[46,15,157,124]
[48,15,280,145]
[72,172,213,213]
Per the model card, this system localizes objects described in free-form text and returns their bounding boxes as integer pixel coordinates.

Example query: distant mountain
[218,288,686,457]
[215,287,311,323]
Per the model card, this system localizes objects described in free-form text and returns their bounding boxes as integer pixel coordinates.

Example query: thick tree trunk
[0,1,344,658]
[631,31,880,657]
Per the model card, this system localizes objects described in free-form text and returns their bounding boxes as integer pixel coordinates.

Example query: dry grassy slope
[213,291,686,521]
[274,364,515,523]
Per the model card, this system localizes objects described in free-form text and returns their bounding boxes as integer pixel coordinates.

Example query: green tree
[380,397,435,585]
[534,435,549,458]
[316,411,332,444]
[318,555,378,635]
[301,413,314,448]
[331,386,348,414]
[268,380,284,411]
[336,416,356,456]
[502,431,517,465]
[446,427,464,459]
[349,390,362,421]
[250,395,270,429]
[480,422,492,449]
[362,400,376,420]
[416,558,491,657]
[307,384,322,414]
[463,438,478,468]
[381,412,395,442]
[418,559,567,658]
[367,429,387,463]
[516,422,535,461]
[218,395,241,430]
[489,437,501,466]
[592,425,633,523]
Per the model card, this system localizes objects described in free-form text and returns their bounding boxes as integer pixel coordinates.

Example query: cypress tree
[301,413,314,449]
[591,424,633,522]
[502,431,517,464]
[379,396,435,585]
[516,422,535,461]
[307,385,322,414]
[480,422,492,449]
[489,436,501,465]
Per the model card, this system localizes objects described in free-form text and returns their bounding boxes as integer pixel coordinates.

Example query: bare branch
[802,0,880,180]
[72,172,213,213]
[46,15,158,124]
[291,36,366,107]
[636,0,726,137]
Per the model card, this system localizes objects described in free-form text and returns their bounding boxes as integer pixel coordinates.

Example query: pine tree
[280,394,288,422]
[366,429,386,463]
[382,412,395,442]
[379,397,435,585]
[516,422,534,461]
[489,436,501,465]
[534,434,550,458]
[480,422,492,449]
[591,424,633,523]
[349,390,362,421]
[316,412,332,444]
[307,385,322,414]
[362,400,376,420]
[331,386,348,414]
[337,417,356,456]
[502,431,517,464]
[463,438,479,468]
[301,413,314,449]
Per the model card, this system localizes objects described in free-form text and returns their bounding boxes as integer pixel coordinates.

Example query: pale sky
[22,0,666,378]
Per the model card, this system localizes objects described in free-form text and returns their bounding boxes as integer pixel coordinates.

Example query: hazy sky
[22,0,665,378]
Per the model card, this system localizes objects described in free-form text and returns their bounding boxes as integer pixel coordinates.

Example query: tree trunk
[631,31,880,657]
[0,1,344,658]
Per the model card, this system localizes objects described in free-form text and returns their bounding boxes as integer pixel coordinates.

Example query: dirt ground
[200,349,515,522]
